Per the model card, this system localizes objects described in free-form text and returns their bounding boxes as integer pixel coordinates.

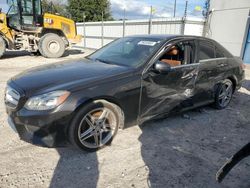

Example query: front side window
[199,40,215,61]
[159,40,196,67]
[88,37,165,67]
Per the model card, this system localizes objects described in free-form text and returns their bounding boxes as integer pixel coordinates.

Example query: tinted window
[215,43,233,58]
[199,40,215,60]
[215,46,225,58]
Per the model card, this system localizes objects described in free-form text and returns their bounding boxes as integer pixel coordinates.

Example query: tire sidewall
[0,36,6,58]
[68,101,120,151]
[38,33,65,58]
[214,79,233,109]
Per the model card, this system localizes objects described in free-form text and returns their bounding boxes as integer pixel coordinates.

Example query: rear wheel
[68,100,122,151]
[38,33,65,58]
[214,79,233,109]
[0,36,6,58]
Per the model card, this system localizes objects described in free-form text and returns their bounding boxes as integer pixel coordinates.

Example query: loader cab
[7,0,43,31]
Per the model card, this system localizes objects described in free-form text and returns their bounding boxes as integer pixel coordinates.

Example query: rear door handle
[218,63,226,67]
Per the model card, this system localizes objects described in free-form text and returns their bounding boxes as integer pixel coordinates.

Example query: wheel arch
[40,28,69,45]
[72,96,125,129]
[213,76,237,97]
[226,75,237,92]
[0,32,10,48]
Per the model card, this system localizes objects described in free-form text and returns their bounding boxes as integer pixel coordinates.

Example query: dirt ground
[0,50,250,188]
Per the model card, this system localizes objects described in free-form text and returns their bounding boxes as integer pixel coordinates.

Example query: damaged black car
[5,35,245,151]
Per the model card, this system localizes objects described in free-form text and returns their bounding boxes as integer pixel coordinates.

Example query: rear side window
[199,40,215,61]
[215,46,225,58]
[215,43,233,58]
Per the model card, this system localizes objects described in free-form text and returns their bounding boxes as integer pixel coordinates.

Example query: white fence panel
[76,17,205,49]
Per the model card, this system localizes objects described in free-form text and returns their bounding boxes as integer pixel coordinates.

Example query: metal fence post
[101,11,104,47]
[83,22,86,48]
[82,12,86,48]
[148,18,152,34]
[148,6,153,34]
[101,22,104,47]
[181,17,185,35]
[123,20,126,37]
[123,9,126,37]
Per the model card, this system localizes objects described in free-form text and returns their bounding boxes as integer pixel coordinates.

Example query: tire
[214,79,233,109]
[68,100,123,151]
[0,36,6,58]
[38,33,65,58]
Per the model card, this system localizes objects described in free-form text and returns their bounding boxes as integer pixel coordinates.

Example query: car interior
[159,41,194,67]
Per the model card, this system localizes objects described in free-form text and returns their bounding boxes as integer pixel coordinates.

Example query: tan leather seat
[161,59,181,67]
[160,47,181,67]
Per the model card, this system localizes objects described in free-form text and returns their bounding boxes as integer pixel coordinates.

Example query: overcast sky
[110,0,205,19]
[0,0,205,19]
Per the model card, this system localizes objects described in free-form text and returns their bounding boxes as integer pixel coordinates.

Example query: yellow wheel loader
[0,0,81,58]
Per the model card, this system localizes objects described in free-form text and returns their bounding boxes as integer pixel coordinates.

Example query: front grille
[5,86,20,109]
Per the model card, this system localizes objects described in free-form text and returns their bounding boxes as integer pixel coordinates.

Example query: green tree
[42,0,70,18]
[67,0,113,22]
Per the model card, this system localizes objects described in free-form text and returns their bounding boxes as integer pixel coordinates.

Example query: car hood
[10,58,132,96]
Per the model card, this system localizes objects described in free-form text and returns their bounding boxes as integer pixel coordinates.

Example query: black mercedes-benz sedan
[5,35,245,151]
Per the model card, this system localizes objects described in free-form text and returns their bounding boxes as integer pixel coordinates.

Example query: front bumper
[6,107,73,147]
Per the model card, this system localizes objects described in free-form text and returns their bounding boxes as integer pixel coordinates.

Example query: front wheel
[38,33,65,58]
[214,79,233,109]
[0,36,6,58]
[68,100,122,151]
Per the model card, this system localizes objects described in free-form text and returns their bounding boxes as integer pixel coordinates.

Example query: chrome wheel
[78,107,117,149]
[218,81,233,108]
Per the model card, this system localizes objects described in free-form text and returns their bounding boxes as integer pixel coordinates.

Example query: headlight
[24,90,70,111]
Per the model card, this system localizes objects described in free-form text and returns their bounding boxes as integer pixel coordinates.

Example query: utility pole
[181,1,188,35]
[184,0,188,19]
[173,0,177,17]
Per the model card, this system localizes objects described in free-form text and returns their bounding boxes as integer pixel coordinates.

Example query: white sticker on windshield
[138,41,157,46]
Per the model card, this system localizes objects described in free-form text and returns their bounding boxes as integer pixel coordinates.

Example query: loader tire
[38,33,65,58]
[0,36,6,58]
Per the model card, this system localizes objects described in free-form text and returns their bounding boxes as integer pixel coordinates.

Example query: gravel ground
[0,50,250,188]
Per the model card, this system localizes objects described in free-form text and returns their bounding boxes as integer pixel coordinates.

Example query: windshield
[88,37,165,67]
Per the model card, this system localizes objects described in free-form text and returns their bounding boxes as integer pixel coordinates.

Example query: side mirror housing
[154,60,172,74]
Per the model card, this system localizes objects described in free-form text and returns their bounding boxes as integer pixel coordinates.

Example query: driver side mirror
[154,60,172,74]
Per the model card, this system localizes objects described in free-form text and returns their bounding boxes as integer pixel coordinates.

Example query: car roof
[126,34,210,41]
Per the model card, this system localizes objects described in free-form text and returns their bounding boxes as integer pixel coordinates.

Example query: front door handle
[181,72,198,79]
